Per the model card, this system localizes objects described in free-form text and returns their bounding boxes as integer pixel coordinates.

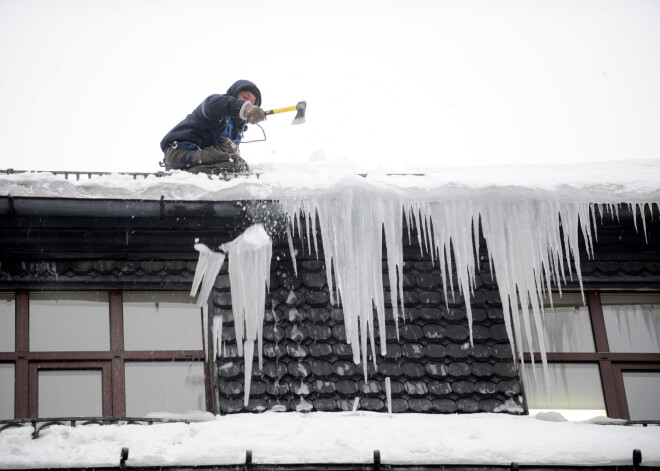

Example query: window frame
[0,290,211,419]
[523,290,660,419]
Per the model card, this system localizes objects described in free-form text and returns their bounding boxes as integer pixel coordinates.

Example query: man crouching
[160,79,266,174]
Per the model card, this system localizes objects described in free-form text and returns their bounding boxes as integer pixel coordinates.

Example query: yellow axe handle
[264,105,297,116]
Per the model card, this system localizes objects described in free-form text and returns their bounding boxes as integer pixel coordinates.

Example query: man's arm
[200,94,245,121]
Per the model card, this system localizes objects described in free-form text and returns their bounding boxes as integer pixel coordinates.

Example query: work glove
[239,101,266,124]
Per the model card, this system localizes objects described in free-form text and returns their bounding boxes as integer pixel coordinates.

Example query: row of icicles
[193,197,656,407]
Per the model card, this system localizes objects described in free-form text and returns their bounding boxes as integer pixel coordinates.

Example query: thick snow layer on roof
[1,160,660,202]
[1,412,659,468]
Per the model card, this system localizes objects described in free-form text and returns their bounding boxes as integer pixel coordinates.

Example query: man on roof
[160,79,266,174]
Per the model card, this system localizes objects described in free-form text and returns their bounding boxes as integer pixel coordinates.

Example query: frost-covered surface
[0,412,659,468]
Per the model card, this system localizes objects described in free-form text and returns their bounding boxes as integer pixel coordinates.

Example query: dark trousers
[163,140,249,173]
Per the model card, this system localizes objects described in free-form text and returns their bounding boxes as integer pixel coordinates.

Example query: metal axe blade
[264,101,307,125]
[291,101,306,125]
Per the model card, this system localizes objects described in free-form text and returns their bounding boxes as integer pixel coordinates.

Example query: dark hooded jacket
[160,80,262,152]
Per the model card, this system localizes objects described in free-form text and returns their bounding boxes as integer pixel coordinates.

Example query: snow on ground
[1,159,659,203]
[1,412,659,469]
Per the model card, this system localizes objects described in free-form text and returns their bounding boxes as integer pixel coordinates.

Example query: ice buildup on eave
[282,193,657,378]
[161,162,659,395]
[192,224,272,407]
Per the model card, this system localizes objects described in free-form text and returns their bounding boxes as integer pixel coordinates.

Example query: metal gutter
[0,196,248,219]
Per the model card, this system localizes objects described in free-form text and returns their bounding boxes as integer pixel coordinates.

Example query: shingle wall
[211,235,524,414]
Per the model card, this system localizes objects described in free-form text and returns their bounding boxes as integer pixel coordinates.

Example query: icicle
[220,224,272,408]
[385,377,392,414]
[383,199,405,335]
[638,203,649,243]
[243,339,255,407]
[286,224,297,276]
[191,244,226,307]
[280,181,655,394]
[215,314,223,359]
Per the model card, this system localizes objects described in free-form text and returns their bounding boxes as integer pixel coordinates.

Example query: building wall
[211,236,524,414]
[2,204,659,419]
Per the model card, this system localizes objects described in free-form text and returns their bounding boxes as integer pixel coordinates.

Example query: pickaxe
[264,101,306,125]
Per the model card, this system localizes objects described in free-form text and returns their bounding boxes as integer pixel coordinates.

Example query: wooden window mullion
[587,291,610,353]
[15,290,29,419]
[586,291,623,418]
[109,290,126,417]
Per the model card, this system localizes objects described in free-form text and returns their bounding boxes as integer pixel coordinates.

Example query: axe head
[292,101,306,125]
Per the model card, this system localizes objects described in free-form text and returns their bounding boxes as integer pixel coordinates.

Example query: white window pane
[125,362,205,416]
[525,363,606,420]
[522,293,595,353]
[30,292,109,352]
[123,293,202,351]
[601,294,660,353]
[623,371,660,420]
[0,364,14,419]
[38,370,102,417]
[0,293,14,352]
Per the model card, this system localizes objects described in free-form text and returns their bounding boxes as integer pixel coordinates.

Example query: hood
[226,79,262,107]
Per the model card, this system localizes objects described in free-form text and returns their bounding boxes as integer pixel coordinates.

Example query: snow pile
[1,412,659,468]
[192,225,273,407]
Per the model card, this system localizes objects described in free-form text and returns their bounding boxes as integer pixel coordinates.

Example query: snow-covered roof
[1,160,659,203]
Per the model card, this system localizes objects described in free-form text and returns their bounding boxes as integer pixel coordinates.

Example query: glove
[239,101,266,124]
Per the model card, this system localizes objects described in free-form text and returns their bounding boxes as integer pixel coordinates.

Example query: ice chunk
[191,244,226,307]
[220,224,273,407]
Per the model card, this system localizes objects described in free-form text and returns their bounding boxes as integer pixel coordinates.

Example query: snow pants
[163,139,250,174]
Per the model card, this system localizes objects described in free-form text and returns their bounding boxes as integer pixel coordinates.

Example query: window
[29,292,110,352]
[125,362,206,416]
[601,294,660,353]
[0,364,14,419]
[0,290,209,420]
[36,367,105,417]
[0,293,14,352]
[523,291,660,420]
[523,363,606,420]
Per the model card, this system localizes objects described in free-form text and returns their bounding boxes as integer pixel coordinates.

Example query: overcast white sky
[1,0,659,173]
